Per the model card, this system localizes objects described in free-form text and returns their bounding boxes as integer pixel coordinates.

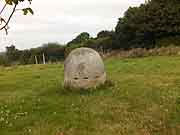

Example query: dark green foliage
[97,30,114,38]
[114,0,180,49]
[86,37,113,52]
[6,45,21,62]
[0,43,65,66]
[65,30,115,55]
[40,43,65,62]
[26,43,65,64]
[65,37,114,55]
[67,32,90,46]
[0,55,10,66]
[156,36,180,47]
[19,50,31,64]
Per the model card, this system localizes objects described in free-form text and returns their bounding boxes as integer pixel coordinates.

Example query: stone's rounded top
[68,47,97,55]
[65,47,101,62]
[64,47,106,89]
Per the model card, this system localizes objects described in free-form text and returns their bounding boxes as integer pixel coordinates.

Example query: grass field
[0,56,180,135]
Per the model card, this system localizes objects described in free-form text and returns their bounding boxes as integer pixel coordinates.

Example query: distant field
[0,56,180,135]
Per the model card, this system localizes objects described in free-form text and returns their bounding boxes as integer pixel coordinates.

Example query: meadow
[0,56,180,135]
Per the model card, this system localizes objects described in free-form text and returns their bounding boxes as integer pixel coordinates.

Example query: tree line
[0,43,65,66]
[66,0,180,51]
[0,30,112,65]
[1,0,180,65]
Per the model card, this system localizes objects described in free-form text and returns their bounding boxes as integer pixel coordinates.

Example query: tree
[67,32,90,46]
[0,54,9,66]
[41,43,65,62]
[114,0,180,49]
[97,30,114,38]
[6,45,20,62]
[19,49,31,64]
[0,0,33,34]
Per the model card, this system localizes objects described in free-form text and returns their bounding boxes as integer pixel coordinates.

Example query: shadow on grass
[59,80,115,96]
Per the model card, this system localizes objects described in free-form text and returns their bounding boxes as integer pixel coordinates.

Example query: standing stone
[64,47,106,89]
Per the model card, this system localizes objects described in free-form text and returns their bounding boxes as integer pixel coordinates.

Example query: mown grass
[0,56,180,135]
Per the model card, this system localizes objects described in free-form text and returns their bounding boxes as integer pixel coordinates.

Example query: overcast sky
[0,0,145,51]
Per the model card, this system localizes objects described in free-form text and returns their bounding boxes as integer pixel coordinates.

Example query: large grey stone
[64,47,106,89]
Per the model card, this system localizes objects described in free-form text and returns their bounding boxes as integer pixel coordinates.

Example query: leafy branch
[0,0,33,35]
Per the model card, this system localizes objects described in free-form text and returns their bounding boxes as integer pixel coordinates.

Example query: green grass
[0,56,180,135]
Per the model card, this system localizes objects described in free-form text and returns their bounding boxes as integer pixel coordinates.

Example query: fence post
[35,56,38,64]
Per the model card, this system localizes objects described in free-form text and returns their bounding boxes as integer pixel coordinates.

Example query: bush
[156,36,180,47]
[0,55,10,66]
[106,46,180,58]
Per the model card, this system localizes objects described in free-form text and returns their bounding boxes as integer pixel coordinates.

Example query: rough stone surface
[64,47,106,89]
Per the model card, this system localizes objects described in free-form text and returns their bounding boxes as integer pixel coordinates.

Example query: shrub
[0,55,10,66]
[105,46,180,58]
